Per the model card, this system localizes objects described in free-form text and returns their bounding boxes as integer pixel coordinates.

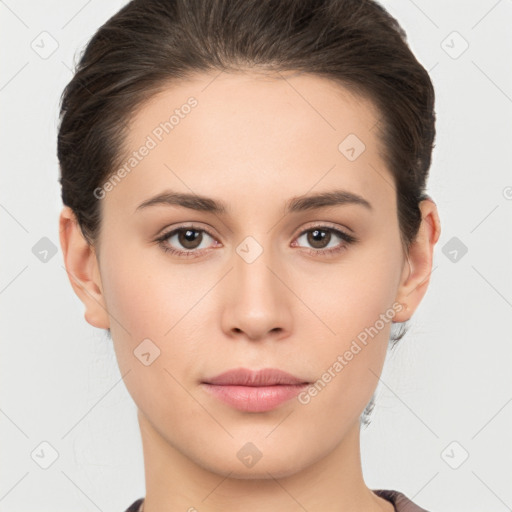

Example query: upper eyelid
[157,224,217,241]
[293,221,350,236]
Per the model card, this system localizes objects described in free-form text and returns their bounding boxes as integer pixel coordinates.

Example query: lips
[201,367,310,412]
[202,367,309,386]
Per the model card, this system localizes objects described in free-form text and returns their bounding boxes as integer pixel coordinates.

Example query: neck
[137,410,393,512]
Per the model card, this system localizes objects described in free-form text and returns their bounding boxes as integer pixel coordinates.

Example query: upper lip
[203,367,309,386]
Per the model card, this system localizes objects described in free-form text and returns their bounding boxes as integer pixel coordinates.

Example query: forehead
[104,71,393,217]
[127,70,382,153]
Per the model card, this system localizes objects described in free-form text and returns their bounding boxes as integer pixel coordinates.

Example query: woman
[57,0,441,510]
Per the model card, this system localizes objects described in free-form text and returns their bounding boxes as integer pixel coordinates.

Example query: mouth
[201,367,311,413]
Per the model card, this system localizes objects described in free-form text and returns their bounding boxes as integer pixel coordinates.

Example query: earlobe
[393,199,441,323]
[59,206,110,329]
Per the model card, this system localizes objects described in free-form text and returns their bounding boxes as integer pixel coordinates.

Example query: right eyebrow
[135,191,228,215]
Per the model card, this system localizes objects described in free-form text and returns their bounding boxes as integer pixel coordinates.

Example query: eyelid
[155,221,217,239]
[292,221,353,239]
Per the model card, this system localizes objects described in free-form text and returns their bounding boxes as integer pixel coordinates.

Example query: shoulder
[373,489,431,512]
[123,497,144,512]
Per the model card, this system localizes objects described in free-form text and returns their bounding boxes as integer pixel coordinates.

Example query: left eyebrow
[134,188,373,214]
[286,189,373,212]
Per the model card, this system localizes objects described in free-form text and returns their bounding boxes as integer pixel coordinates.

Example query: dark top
[124,489,430,511]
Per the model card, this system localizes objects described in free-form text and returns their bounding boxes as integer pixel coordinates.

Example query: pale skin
[59,71,441,512]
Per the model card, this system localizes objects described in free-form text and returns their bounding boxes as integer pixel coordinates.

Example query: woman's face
[71,71,433,478]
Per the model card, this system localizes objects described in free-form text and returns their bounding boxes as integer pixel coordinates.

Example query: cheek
[99,238,181,334]
[291,245,401,402]
[296,244,401,342]
[99,255,205,424]
[98,242,210,376]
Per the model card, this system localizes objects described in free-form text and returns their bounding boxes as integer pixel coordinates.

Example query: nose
[220,242,293,342]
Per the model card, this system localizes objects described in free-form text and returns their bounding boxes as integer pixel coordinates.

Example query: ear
[393,198,441,323]
[59,206,110,329]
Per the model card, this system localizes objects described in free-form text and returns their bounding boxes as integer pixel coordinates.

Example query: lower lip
[201,383,309,412]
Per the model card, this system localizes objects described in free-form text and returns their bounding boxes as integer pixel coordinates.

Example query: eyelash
[155,223,358,259]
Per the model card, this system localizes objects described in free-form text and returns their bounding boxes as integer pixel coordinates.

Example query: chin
[204,458,304,480]
[191,441,311,480]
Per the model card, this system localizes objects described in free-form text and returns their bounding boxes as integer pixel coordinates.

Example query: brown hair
[57,0,436,357]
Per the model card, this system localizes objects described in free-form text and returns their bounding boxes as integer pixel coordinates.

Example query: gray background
[1,0,511,510]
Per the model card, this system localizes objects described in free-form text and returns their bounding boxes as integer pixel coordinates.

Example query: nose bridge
[234,233,282,301]
[222,232,292,339]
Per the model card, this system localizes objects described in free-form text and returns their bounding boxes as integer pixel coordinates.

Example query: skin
[59,70,441,512]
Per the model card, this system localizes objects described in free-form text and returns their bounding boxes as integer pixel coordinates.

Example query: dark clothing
[124,489,430,511]
[373,489,430,511]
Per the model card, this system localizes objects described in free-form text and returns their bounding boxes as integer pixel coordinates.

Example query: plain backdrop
[1,1,512,511]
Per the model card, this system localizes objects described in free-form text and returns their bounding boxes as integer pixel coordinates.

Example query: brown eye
[156,225,218,257]
[176,229,203,250]
[306,228,332,249]
[293,225,357,257]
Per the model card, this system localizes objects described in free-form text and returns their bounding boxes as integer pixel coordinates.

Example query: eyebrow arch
[286,190,373,212]
[134,189,373,214]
